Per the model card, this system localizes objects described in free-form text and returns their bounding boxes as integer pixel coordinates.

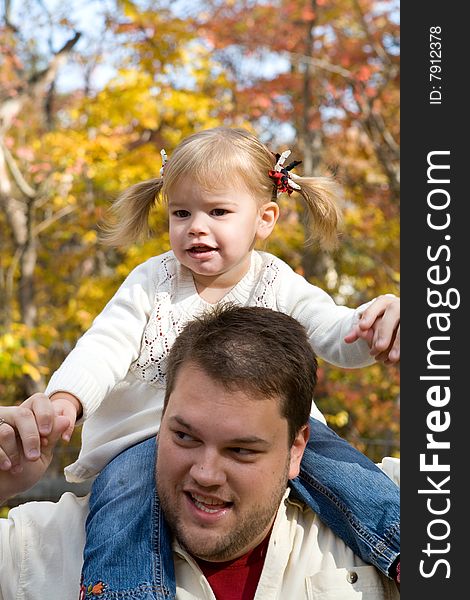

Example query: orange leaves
[300,6,317,21]
[356,65,373,82]
[0,0,399,457]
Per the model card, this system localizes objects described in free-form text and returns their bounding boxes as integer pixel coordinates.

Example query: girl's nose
[188,214,208,236]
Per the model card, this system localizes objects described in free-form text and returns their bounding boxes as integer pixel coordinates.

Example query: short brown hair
[164,304,317,444]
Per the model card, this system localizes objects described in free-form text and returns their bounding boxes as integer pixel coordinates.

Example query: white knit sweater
[45,250,375,482]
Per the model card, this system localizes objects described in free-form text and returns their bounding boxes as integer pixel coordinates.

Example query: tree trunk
[0,28,81,394]
[294,0,332,281]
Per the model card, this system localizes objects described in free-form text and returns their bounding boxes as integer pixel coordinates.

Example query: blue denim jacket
[82,419,399,599]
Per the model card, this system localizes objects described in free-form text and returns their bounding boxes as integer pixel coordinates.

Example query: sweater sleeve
[274,259,376,368]
[45,256,162,421]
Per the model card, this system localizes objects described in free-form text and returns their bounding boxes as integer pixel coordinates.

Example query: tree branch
[0,31,82,130]
[288,51,353,80]
[0,138,36,198]
[33,205,76,236]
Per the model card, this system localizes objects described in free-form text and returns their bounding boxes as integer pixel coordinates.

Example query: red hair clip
[269,150,302,196]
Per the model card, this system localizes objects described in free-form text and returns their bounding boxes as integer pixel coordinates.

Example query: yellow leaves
[326,410,349,428]
[82,231,97,244]
[1,333,15,348]
[0,0,400,458]
[342,201,399,289]
[22,363,42,382]
[93,70,161,130]
[120,0,139,19]
[0,325,49,381]
[158,89,220,134]
[61,290,106,333]
[75,282,105,304]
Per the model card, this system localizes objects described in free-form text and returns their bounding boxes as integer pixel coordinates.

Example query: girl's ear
[256,202,279,240]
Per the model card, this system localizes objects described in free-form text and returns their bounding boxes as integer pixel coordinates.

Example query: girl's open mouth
[187,245,218,258]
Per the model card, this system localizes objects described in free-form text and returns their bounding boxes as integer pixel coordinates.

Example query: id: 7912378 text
[429,26,442,105]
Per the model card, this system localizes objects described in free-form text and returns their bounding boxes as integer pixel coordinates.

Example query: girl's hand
[49,392,82,442]
[344,295,400,365]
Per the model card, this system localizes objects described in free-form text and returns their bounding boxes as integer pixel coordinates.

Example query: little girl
[9,127,400,598]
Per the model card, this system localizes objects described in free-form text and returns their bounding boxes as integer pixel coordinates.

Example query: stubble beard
[157,460,290,562]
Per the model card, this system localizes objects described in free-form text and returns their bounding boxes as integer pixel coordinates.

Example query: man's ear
[288,423,310,480]
[256,202,279,241]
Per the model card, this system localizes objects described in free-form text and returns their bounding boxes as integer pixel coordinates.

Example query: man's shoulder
[286,498,399,597]
[6,492,89,528]
[1,493,88,600]
[267,494,399,599]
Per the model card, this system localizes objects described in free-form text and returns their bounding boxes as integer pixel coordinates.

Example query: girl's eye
[173,210,190,218]
[211,208,228,216]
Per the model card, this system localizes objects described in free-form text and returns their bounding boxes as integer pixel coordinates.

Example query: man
[0,305,399,599]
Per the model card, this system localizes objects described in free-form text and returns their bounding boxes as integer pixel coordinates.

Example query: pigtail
[99,177,164,247]
[294,175,344,251]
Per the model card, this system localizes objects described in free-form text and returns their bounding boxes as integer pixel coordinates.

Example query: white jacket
[0,459,399,600]
[45,251,375,483]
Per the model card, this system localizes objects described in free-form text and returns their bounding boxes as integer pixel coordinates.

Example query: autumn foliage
[0,0,399,461]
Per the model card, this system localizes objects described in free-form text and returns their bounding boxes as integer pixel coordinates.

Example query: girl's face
[168,178,278,294]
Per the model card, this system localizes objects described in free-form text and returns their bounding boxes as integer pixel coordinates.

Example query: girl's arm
[44,256,160,422]
[275,259,399,368]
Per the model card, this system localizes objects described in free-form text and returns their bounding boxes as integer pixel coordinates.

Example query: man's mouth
[187,492,233,514]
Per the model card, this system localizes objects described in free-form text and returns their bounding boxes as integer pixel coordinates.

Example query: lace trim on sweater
[130,253,280,387]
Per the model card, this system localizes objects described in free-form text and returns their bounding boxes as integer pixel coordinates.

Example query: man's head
[157,305,317,563]
[164,304,317,445]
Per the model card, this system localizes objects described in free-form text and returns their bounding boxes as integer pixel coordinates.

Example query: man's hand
[344,295,400,365]
[0,408,69,505]
[0,392,78,475]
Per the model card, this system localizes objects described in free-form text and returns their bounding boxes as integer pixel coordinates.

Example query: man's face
[156,362,308,562]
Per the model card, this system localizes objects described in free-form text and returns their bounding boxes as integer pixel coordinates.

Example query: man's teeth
[192,493,224,505]
[191,493,227,513]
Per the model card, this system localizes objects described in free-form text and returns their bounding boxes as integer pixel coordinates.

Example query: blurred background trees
[0,0,399,470]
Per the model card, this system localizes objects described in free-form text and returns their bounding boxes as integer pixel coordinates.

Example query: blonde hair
[100,126,343,250]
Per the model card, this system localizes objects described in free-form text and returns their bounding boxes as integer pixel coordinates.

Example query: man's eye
[173,210,190,218]
[175,431,194,442]
[231,447,254,456]
[211,208,228,216]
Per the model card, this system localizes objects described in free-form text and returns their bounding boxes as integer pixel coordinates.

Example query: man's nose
[189,451,226,487]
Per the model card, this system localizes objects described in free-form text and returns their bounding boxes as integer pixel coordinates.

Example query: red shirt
[195,534,271,600]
